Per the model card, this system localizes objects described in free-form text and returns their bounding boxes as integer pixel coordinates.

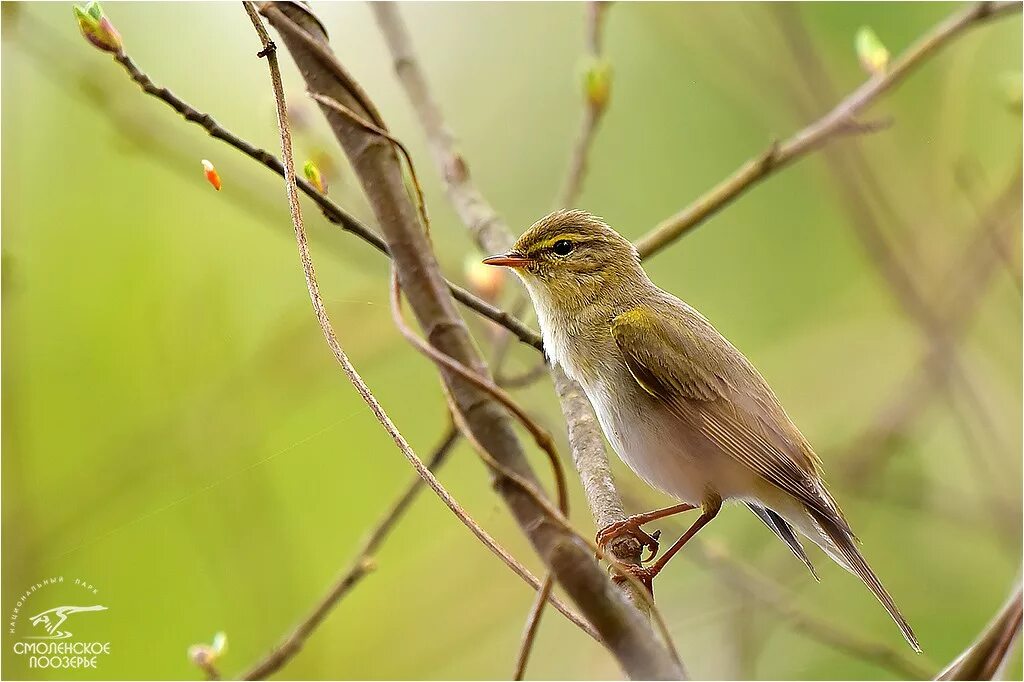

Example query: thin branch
[369,1,660,622]
[693,540,934,679]
[430,353,683,677]
[936,582,1023,680]
[956,158,1024,295]
[388,274,570,523]
[239,8,596,679]
[839,163,1022,484]
[514,575,554,680]
[308,91,431,237]
[497,358,551,390]
[242,424,460,680]
[556,0,612,208]
[634,0,1022,258]
[106,48,543,351]
[389,270,570,679]
[262,4,683,678]
[390,268,669,677]
[771,3,1013,492]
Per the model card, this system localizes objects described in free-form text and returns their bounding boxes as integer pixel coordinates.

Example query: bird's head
[483,209,645,313]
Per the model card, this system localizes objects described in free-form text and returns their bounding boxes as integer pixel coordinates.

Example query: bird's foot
[596,518,661,563]
[610,563,657,595]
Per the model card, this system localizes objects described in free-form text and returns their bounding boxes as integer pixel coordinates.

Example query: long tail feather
[812,509,921,652]
[747,503,819,580]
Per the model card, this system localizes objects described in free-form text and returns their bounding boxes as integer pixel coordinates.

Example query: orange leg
[596,502,698,560]
[612,497,721,593]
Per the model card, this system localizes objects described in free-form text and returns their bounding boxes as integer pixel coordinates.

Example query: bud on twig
[855,26,889,75]
[188,631,227,665]
[582,58,612,113]
[303,160,327,194]
[73,1,122,54]
[201,159,222,191]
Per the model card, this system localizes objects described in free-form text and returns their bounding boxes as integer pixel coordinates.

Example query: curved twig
[240,7,597,678]
[262,4,682,678]
[388,269,683,676]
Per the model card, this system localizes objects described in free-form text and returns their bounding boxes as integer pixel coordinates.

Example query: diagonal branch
[839,163,1022,485]
[239,7,595,678]
[936,581,1023,680]
[366,10,684,666]
[107,49,542,351]
[370,1,657,617]
[261,3,684,678]
[634,0,1021,259]
[693,540,933,679]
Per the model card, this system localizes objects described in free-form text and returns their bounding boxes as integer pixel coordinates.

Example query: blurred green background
[3,2,1021,679]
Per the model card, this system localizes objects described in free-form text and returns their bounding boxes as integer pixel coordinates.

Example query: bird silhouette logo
[27,605,107,640]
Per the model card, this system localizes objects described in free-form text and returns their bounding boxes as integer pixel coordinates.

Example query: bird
[482,209,919,651]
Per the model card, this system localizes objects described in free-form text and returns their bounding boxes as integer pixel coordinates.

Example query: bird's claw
[596,519,661,563]
[610,563,657,595]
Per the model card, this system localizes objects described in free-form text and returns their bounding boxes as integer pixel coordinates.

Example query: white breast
[521,276,752,506]
[578,375,715,505]
[521,279,575,371]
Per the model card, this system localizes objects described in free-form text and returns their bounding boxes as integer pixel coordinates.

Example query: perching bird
[483,209,919,651]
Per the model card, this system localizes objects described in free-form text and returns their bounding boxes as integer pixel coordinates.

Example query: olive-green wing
[611,305,847,530]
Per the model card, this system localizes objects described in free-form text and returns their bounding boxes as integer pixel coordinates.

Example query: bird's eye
[552,240,574,256]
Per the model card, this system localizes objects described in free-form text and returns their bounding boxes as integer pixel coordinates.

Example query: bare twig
[308,91,431,236]
[192,656,222,681]
[242,425,458,679]
[370,1,658,621]
[262,4,683,678]
[430,357,683,678]
[388,275,570,523]
[240,7,596,678]
[839,163,1022,484]
[634,0,1022,258]
[957,158,1024,294]
[398,279,683,678]
[936,582,1023,680]
[497,358,551,390]
[389,270,571,679]
[771,4,1013,495]
[106,47,542,351]
[694,540,934,679]
[557,1,612,208]
[514,575,555,680]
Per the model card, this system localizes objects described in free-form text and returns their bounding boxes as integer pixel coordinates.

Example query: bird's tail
[747,503,819,580]
[808,507,921,652]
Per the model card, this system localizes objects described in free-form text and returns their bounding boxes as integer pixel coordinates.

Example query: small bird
[483,209,919,651]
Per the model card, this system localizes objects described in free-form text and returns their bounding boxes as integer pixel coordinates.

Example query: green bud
[73,1,122,54]
[855,26,888,75]
[583,58,612,112]
[211,632,227,657]
[303,160,327,194]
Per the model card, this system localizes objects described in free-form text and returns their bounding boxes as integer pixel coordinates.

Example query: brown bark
[260,3,684,678]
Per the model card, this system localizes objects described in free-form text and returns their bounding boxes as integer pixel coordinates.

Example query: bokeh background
[3,2,1021,679]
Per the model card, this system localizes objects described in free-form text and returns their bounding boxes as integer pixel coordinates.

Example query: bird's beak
[482,252,534,268]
